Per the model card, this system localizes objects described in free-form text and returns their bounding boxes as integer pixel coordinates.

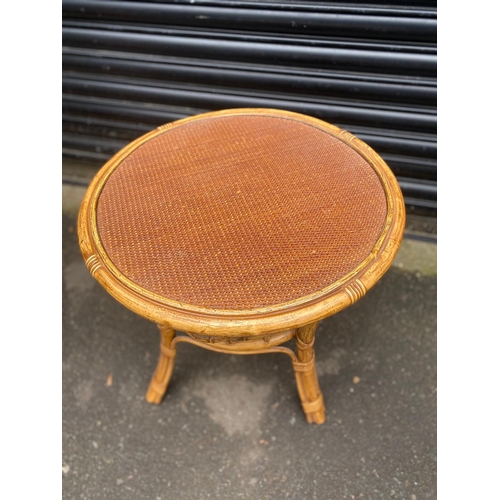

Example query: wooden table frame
[78,109,405,425]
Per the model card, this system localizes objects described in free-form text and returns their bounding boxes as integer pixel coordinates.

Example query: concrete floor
[63,184,436,500]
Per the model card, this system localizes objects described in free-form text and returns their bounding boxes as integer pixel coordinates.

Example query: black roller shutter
[62,0,437,216]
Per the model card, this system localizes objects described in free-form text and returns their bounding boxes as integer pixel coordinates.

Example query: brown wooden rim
[78,108,405,336]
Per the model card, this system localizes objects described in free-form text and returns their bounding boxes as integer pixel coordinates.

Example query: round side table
[78,108,405,425]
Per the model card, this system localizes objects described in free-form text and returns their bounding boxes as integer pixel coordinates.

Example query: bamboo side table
[78,108,405,425]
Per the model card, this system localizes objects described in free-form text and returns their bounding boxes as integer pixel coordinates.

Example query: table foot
[293,322,326,424]
[145,324,176,404]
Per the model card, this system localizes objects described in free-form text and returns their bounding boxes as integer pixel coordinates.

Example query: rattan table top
[78,109,405,335]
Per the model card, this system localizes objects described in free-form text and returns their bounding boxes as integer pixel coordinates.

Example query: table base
[145,322,326,424]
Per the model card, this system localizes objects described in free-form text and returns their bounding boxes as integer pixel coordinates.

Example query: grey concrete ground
[63,184,436,500]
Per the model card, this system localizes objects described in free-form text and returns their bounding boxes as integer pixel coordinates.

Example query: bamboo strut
[146,322,326,424]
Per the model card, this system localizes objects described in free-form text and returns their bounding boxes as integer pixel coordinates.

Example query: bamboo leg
[293,322,326,424]
[145,324,176,404]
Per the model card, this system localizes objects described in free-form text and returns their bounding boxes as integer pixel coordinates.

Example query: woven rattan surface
[95,112,387,311]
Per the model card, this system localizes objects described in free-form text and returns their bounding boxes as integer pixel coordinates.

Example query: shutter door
[62,0,437,216]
